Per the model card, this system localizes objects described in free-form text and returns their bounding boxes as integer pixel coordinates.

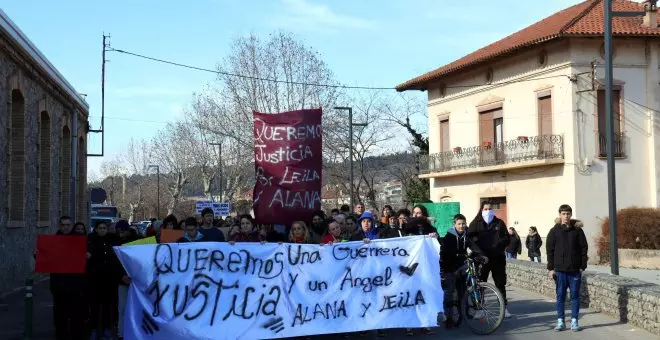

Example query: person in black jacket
[178,217,207,242]
[526,226,543,262]
[505,227,522,259]
[546,204,588,332]
[441,214,469,329]
[114,220,138,340]
[467,200,511,318]
[87,222,120,339]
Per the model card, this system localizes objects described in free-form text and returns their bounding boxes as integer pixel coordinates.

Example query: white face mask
[482,210,495,224]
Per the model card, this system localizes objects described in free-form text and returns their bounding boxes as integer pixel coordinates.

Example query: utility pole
[148,165,160,219]
[88,34,110,157]
[334,107,367,211]
[603,0,653,275]
[209,142,223,202]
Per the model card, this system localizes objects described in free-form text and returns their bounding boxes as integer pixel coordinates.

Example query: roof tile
[397,0,660,91]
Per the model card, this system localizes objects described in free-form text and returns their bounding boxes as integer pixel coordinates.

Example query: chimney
[643,0,658,28]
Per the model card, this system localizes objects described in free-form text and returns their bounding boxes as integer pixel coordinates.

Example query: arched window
[61,126,71,217]
[38,112,52,223]
[77,136,86,222]
[9,90,25,222]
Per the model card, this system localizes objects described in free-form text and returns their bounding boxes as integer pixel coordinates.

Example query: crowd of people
[47,201,588,339]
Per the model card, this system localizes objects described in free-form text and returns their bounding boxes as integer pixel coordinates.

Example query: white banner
[114,236,443,339]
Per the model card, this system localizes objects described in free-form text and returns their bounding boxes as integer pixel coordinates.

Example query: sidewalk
[0,277,54,340]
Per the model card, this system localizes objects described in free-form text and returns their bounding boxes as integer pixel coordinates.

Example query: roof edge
[0,9,89,110]
[558,0,603,34]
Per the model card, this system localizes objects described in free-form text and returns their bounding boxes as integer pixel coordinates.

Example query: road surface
[0,278,658,340]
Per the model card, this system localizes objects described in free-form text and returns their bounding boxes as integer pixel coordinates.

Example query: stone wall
[0,33,88,294]
[619,249,660,269]
[507,259,660,335]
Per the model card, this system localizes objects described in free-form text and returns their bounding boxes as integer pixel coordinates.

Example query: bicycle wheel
[460,281,505,335]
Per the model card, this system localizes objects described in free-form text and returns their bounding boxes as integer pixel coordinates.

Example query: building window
[77,136,86,222]
[440,119,450,152]
[538,95,552,136]
[38,112,52,223]
[479,108,504,164]
[596,89,624,157]
[9,90,26,222]
[61,126,71,216]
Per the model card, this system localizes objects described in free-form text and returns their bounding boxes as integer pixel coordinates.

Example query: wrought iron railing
[418,134,564,174]
[597,132,625,158]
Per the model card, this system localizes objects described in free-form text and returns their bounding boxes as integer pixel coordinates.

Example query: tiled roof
[396,0,660,91]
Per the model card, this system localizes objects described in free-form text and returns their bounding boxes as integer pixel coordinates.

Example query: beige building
[397,0,660,261]
[0,9,89,292]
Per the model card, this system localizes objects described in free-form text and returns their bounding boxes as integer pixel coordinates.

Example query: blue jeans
[530,256,541,263]
[506,252,517,259]
[556,271,581,320]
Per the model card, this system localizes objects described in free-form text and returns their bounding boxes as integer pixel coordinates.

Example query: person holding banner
[229,214,260,243]
[197,208,226,242]
[177,217,207,242]
[320,220,347,244]
[114,220,138,340]
[288,221,313,244]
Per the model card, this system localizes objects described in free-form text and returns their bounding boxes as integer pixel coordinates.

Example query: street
[0,278,658,340]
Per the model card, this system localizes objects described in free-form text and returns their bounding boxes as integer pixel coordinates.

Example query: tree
[193,32,345,198]
[379,94,430,204]
[150,121,197,215]
[120,138,151,222]
[98,156,125,206]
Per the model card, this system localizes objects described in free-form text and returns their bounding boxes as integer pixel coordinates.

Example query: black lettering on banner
[154,244,174,275]
[178,248,192,272]
[172,284,189,317]
[339,267,393,292]
[291,300,347,327]
[141,310,160,335]
[287,273,299,294]
[261,316,285,334]
[182,274,240,324]
[194,249,210,271]
[332,245,409,261]
[227,252,243,273]
[378,290,427,313]
[399,263,419,277]
[222,285,281,321]
[287,244,321,266]
[360,303,371,318]
[307,280,328,292]
[147,280,169,317]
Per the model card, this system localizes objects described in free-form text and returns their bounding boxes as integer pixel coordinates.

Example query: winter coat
[546,219,588,272]
[505,235,522,255]
[467,214,510,258]
[87,233,120,285]
[441,227,468,274]
[526,233,543,257]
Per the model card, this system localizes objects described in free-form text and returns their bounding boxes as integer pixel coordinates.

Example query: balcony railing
[419,134,564,174]
[597,132,625,158]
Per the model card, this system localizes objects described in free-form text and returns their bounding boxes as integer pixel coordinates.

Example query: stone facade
[0,16,88,294]
[507,259,660,335]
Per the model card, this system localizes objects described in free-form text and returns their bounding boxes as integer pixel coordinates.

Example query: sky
[2,0,583,180]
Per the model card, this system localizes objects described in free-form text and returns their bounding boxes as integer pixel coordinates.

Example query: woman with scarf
[467,200,512,318]
[288,221,312,244]
[525,226,543,262]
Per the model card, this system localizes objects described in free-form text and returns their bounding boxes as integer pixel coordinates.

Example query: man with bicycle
[467,200,512,319]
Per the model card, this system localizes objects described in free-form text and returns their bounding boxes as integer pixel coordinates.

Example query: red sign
[35,235,87,274]
[252,109,323,225]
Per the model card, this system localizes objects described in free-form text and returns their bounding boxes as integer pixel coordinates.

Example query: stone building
[0,10,89,293]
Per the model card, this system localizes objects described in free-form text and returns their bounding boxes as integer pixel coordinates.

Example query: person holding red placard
[48,215,87,340]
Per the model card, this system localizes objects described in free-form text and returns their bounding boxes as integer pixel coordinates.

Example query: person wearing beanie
[198,208,226,242]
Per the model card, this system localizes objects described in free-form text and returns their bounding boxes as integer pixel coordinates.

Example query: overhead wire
[107,47,572,90]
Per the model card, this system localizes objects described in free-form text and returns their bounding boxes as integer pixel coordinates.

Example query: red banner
[35,235,87,274]
[252,109,323,225]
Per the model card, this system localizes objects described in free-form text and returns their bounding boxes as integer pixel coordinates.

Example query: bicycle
[443,253,505,335]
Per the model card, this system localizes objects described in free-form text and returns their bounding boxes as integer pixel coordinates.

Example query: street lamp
[209,142,223,202]
[148,165,160,219]
[334,106,367,212]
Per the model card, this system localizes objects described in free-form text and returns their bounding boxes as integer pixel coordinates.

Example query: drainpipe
[70,110,78,220]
